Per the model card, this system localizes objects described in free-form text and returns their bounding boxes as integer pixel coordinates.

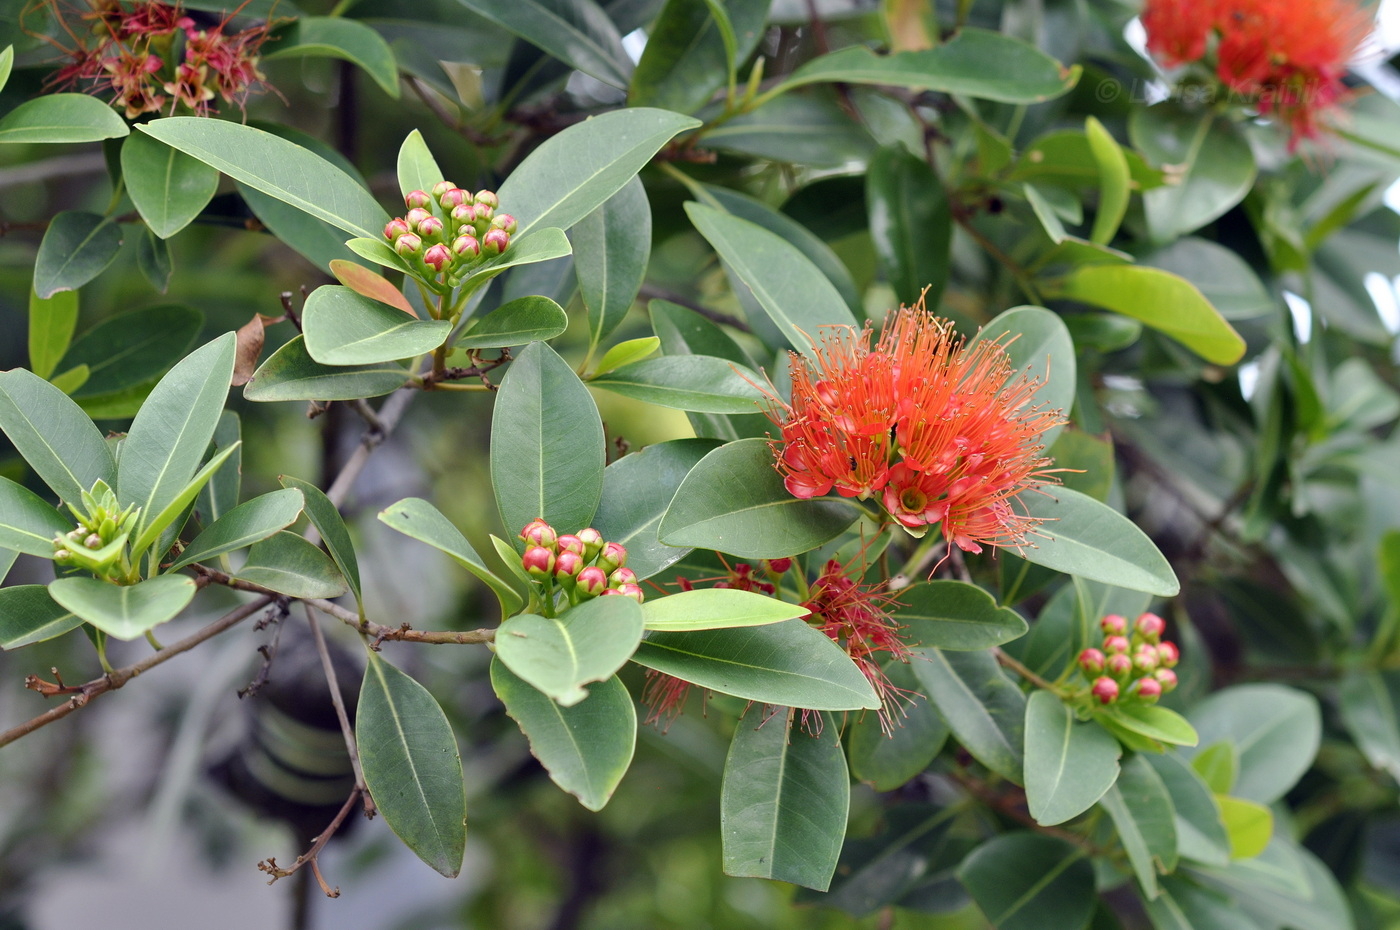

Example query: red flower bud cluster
[517,519,640,607]
[38,1,271,118]
[1141,0,1373,147]
[384,183,515,286]
[766,305,1062,556]
[1078,611,1179,705]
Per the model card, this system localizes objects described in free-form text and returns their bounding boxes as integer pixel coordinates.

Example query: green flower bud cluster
[383,182,516,288]
[518,519,642,614]
[1077,612,1179,706]
[52,480,140,581]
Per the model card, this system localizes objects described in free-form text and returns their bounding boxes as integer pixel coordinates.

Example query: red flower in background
[1142,0,1219,66]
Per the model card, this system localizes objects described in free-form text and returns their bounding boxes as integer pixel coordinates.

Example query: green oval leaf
[590,355,765,414]
[1100,702,1199,747]
[120,131,220,239]
[1183,684,1319,805]
[33,212,123,299]
[593,336,658,376]
[48,574,196,641]
[169,488,304,570]
[495,596,644,706]
[302,285,452,365]
[895,580,1029,651]
[968,305,1075,447]
[28,288,78,380]
[267,17,402,98]
[64,304,203,399]
[658,438,860,559]
[377,496,523,616]
[357,653,466,877]
[911,647,1025,783]
[1024,690,1122,826]
[0,94,129,144]
[721,706,849,891]
[867,144,952,308]
[235,530,348,599]
[280,475,362,606]
[630,619,881,711]
[456,296,568,349]
[0,368,116,508]
[848,660,949,791]
[641,588,808,631]
[1129,105,1256,244]
[243,335,410,402]
[575,176,650,349]
[491,659,636,811]
[957,833,1096,930]
[0,476,75,557]
[1098,753,1177,898]
[1017,487,1180,597]
[0,585,83,650]
[396,129,444,200]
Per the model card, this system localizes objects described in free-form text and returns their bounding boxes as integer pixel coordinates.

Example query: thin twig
[638,284,752,332]
[0,596,276,749]
[257,786,362,897]
[993,646,1058,693]
[304,603,374,816]
[238,597,292,698]
[322,387,416,508]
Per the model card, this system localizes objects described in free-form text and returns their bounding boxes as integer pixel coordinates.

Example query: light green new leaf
[235,531,348,599]
[0,368,116,507]
[495,596,644,707]
[492,660,635,811]
[0,476,72,557]
[243,335,410,402]
[28,288,78,380]
[138,119,390,239]
[1016,487,1180,596]
[302,285,452,365]
[0,585,84,650]
[1101,702,1199,747]
[33,212,123,299]
[633,619,880,710]
[912,647,1026,783]
[1143,238,1275,321]
[130,443,238,560]
[48,574,196,641]
[169,488,304,570]
[279,475,362,605]
[895,581,1029,651]
[266,17,402,98]
[1100,753,1178,898]
[456,296,568,349]
[1217,796,1272,860]
[0,46,12,95]
[0,94,129,144]
[593,337,658,375]
[575,176,650,349]
[377,497,522,616]
[120,131,219,238]
[498,108,700,239]
[1024,691,1121,826]
[641,588,809,631]
[357,653,466,877]
[590,356,766,414]
[396,130,444,199]
[1085,116,1130,246]
[958,833,1096,930]
[721,706,849,891]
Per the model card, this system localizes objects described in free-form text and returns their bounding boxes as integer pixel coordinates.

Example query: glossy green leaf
[492,660,635,811]
[658,438,860,558]
[395,130,443,202]
[592,337,658,375]
[169,488,304,570]
[590,356,765,414]
[867,144,951,308]
[377,496,522,616]
[1192,839,1350,930]
[1045,264,1245,366]
[575,176,650,349]
[491,342,604,541]
[0,94,129,144]
[267,17,401,97]
[1024,690,1121,826]
[591,438,720,581]
[460,227,574,290]
[1217,796,1272,860]
[1142,238,1274,321]
[131,442,238,562]
[958,833,1096,930]
[1016,487,1179,596]
[64,304,203,401]
[48,574,196,641]
[345,236,413,275]
[1183,684,1319,805]
[641,588,808,631]
[1339,669,1400,781]
[910,647,1026,782]
[649,299,770,441]
[687,202,857,355]
[241,181,361,271]
[120,131,219,239]
[197,412,241,527]
[495,596,644,706]
[1192,742,1239,795]
[0,476,69,557]
[1145,876,1264,930]
[848,660,948,791]
[721,706,848,891]
[357,653,466,877]
[243,335,410,402]
[969,305,1076,447]
[894,580,1028,650]
[498,108,699,239]
[632,619,881,710]
[118,333,235,553]
[0,46,12,94]
[1129,106,1255,243]
[235,531,348,599]
[1085,116,1129,246]
[0,368,116,508]
[139,119,390,239]
[278,475,361,605]
[302,285,452,365]
[1101,702,1199,747]
[33,212,123,299]
[630,0,770,113]
[1145,753,1231,867]
[453,0,632,87]
[0,585,83,650]
[1100,753,1177,897]
[28,288,78,380]
[456,296,568,349]
[778,28,1078,103]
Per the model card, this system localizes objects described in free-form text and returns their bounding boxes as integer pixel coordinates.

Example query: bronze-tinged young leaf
[330,259,417,317]
[232,313,284,386]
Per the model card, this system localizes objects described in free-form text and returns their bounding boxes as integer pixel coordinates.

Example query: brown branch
[304,604,374,816]
[993,647,1059,693]
[639,284,752,333]
[258,786,362,897]
[0,595,277,749]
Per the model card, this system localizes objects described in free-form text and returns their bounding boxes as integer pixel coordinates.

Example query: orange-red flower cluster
[1142,0,1373,145]
[771,307,1061,556]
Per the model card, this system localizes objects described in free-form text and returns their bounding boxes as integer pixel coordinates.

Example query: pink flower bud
[451,203,478,226]
[1078,648,1105,676]
[384,218,411,241]
[1157,641,1180,668]
[765,557,792,574]
[577,566,608,598]
[417,215,444,239]
[555,550,583,581]
[431,180,455,199]
[1101,614,1128,636]
[452,235,480,259]
[1135,612,1165,641]
[577,528,603,559]
[1132,646,1158,674]
[556,534,584,556]
[609,567,638,588]
[1092,677,1119,704]
[1104,635,1130,655]
[405,207,431,228]
[405,189,432,209]
[1106,653,1133,677]
[473,203,495,225]
[614,582,644,603]
[1154,668,1178,692]
[482,228,509,256]
[474,189,499,209]
[394,233,422,257]
[520,518,557,549]
[523,546,556,577]
[423,243,452,272]
[1134,677,1162,702]
[598,542,627,573]
[490,213,517,234]
[439,187,469,209]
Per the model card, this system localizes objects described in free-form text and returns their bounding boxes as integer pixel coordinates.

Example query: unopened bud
[430,180,455,199]
[423,243,452,272]
[577,528,603,559]
[1157,641,1179,668]
[555,551,583,580]
[1133,677,1162,702]
[598,541,627,573]
[1135,612,1165,641]
[482,228,509,256]
[577,566,608,598]
[394,233,422,257]
[1092,677,1119,704]
[490,213,517,234]
[439,187,468,209]
[1077,648,1105,676]
[523,546,556,578]
[1132,646,1158,674]
[1154,668,1178,692]
[474,189,499,209]
[405,189,432,209]
[67,528,86,541]
[556,534,585,557]
[614,582,644,603]
[451,203,478,226]
[84,533,102,549]
[1101,614,1128,636]
[405,207,431,228]
[452,235,480,258]
[54,548,71,560]
[384,218,411,241]
[473,203,495,225]
[609,567,638,588]
[417,215,444,239]
[520,518,557,550]
[1106,653,1132,677]
[1104,635,1130,655]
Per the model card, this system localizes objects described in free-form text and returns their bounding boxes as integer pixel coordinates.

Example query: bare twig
[304,604,374,816]
[238,597,292,698]
[993,647,1058,693]
[257,785,362,897]
[638,284,752,332]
